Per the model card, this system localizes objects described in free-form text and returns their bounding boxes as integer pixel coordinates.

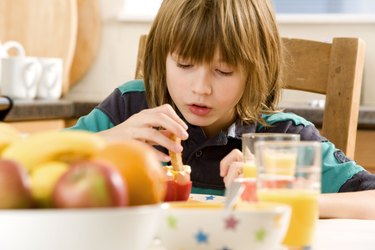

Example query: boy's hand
[98,104,188,162]
[220,149,244,188]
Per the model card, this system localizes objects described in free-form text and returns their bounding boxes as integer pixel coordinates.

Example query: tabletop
[314,219,375,250]
[149,218,375,250]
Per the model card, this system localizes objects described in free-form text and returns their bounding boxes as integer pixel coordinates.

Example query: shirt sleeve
[287,123,366,193]
[66,88,122,132]
[67,81,148,132]
[320,141,365,193]
[339,170,375,192]
[67,108,114,132]
[260,113,367,193]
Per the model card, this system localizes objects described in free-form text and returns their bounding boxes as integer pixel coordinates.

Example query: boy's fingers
[154,150,171,163]
[223,162,244,188]
[220,149,243,176]
[159,104,188,130]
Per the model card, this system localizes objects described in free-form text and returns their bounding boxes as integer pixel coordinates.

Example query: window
[273,0,375,14]
[118,0,375,22]
[118,0,162,22]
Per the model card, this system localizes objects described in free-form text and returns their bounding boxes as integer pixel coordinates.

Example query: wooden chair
[282,37,365,159]
[135,36,365,159]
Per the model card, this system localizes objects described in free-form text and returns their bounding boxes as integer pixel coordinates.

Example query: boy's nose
[191,69,212,95]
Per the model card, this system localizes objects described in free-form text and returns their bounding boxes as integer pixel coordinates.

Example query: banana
[30,161,69,208]
[0,122,22,154]
[2,130,107,173]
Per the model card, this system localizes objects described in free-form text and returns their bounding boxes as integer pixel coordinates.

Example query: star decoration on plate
[255,228,267,242]
[224,215,239,230]
[195,230,209,244]
[166,215,178,229]
[205,195,215,201]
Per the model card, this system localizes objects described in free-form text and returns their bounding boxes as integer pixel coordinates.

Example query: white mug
[36,57,63,100]
[0,40,25,58]
[0,40,26,88]
[0,57,43,100]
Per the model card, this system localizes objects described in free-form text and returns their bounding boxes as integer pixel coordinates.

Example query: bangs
[165,1,246,67]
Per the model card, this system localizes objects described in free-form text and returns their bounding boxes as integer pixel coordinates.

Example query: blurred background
[1,0,375,170]
[63,0,375,107]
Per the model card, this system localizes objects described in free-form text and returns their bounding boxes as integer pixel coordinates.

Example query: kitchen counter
[3,100,97,122]
[4,99,375,171]
[281,105,375,129]
[4,100,375,129]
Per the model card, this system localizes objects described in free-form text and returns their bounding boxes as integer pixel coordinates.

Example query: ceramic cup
[1,56,43,100]
[36,57,63,100]
[0,40,26,90]
[0,40,25,58]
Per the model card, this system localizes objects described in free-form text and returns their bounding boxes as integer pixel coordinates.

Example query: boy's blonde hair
[144,0,283,124]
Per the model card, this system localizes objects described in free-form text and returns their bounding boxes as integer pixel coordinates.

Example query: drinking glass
[236,133,300,203]
[242,133,300,177]
[255,141,321,250]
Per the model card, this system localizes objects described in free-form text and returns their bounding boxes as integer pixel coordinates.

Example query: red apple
[0,159,33,209]
[52,159,128,208]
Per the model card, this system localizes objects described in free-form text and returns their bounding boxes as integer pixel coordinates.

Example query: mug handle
[0,40,26,58]
[22,59,42,99]
[0,96,13,121]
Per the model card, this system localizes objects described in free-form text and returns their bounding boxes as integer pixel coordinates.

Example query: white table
[149,219,375,250]
[315,219,375,250]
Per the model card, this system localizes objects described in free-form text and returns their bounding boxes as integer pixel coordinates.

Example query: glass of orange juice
[238,133,300,203]
[255,141,321,250]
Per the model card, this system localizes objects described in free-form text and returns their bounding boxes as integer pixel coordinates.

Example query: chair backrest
[135,36,365,159]
[282,37,365,158]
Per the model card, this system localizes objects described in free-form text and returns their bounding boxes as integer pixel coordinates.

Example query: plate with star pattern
[189,194,225,203]
[158,201,291,250]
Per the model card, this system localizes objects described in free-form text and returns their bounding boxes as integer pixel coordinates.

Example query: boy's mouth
[188,104,211,116]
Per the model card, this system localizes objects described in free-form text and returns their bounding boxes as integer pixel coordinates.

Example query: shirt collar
[227,119,257,139]
[177,108,257,141]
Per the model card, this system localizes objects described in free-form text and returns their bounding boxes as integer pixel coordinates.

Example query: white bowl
[158,202,291,250]
[0,205,162,250]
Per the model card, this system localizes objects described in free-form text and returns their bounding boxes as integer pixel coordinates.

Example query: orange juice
[257,189,318,247]
[263,152,297,176]
[234,178,257,203]
[241,162,257,202]
[243,161,257,178]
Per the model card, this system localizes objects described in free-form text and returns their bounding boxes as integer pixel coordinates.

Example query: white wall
[66,0,152,101]
[66,2,375,107]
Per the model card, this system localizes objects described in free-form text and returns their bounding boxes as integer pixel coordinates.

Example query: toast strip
[169,134,183,172]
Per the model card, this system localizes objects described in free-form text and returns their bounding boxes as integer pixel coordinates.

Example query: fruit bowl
[158,201,291,250]
[0,205,162,250]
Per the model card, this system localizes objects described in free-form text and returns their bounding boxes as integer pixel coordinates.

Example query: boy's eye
[216,69,233,76]
[177,63,193,69]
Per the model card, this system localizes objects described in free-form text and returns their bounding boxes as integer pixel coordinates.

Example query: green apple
[0,159,33,209]
[52,159,128,208]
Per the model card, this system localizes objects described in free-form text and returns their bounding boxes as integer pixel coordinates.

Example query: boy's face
[166,51,246,137]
